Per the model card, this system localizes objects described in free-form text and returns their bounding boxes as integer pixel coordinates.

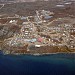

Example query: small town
[0,1,75,75]
[0,0,75,55]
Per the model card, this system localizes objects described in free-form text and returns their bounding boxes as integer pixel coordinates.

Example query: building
[21,23,36,39]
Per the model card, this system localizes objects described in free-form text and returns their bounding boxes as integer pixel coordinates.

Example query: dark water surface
[0,53,75,75]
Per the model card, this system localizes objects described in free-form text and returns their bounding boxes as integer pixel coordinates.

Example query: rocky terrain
[0,0,74,16]
[0,25,21,39]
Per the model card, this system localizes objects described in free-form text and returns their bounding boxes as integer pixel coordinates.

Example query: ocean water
[0,53,75,75]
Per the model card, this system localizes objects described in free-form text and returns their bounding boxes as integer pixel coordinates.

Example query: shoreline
[0,50,75,56]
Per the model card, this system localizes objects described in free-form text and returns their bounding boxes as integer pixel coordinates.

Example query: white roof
[35,45,41,47]
[65,2,72,5]
[56,5,65,7]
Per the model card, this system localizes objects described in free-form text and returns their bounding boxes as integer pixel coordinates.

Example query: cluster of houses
[1,10,75,50]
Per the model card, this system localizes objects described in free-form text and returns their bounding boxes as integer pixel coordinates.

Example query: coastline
[0,50,75,56]
[0,51,75,75]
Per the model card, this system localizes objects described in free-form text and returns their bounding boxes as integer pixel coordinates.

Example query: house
[21,23,36,39]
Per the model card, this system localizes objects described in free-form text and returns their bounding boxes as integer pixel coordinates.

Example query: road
[0,4,5,10]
